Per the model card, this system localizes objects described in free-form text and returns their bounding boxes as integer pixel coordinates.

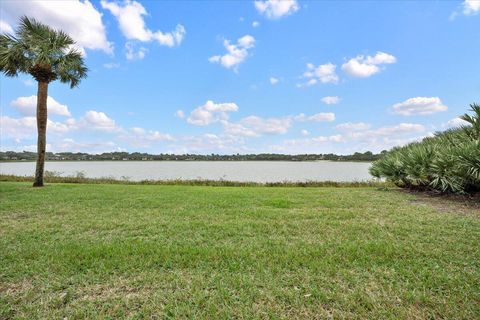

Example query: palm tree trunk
[33,81,48,187]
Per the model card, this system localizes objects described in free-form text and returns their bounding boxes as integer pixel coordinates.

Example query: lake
[0,161,374,182]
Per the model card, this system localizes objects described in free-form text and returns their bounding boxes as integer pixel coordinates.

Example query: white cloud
[209,35,255,71]
[0,116,37,139]
[125,42,148,60]
[0,116,72,139]
[101,0,185,47]
[171,133,247,154]
[221,114,296,137]
[275,122,426,154]
[175,110,185,119]
[142,131,174,141]
[49,139,118,153]
[254,0,299,19]
[239,115,292,135]
[252,21,260,27]
[269,77,279,85]
[300,129,309,136]
[222,110,336,138]
[283,134,345,148]
[1,108,124,141]
[119,127,174,147]
[308,112,336,122]
[222,121,259,137]
[2,0,113,54]
[337,123,425,145]
[342,51,396,78]
[103,62,120,69]
[301,63,339,85]
[321,96,340,105]
[443,117,470,129]
[392,97,448,116]
[187,100,239,126]
[463,0,480,15]
[0,19,13,34]
[336,122,371,131]
[80,111,119,132]
[365,123,425,137]
[295,112,336,122]
[11,95,71,117]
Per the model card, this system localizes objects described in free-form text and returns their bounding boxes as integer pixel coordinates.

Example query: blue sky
[1,0,479,154]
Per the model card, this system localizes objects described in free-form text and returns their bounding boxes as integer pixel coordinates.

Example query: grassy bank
[0,174,386,188]
[1,182,479,319]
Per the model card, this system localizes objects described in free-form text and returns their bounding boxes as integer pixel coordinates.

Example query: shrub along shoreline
[370,104,480,194]
[0,174,387,188]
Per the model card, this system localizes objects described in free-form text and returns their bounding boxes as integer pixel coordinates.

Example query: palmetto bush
[370,103,480,194]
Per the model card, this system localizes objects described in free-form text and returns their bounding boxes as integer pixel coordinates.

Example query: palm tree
[460,103,480,139]
[0,16,87,187]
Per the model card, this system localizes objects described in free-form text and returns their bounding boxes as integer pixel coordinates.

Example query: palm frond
[370,103,480,194]
[0,16,87,84]
[55,49,88,88]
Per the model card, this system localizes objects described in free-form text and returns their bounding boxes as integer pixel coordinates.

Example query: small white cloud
[241,115,292,135]
[0,19,13,34]
[101,0,185,47]
[120,127,174,147]
[321,96,340,105]
[209,35,255,71]
[11,95,71,117]
[187,100,239,126]
[342,51,396,78]
[175,110,185,119]
[81,110,119,132]
[336,122,371,131]
[373,123,425,136]
[443,117,470,128]
[173,133,247,154]
[254,0,299,19]
[308,112,336,122]
[295,112,336,122]
[300,129,309,136]
[50,139,118,153]
[283,134,345,149]
[103,62,120,69]
[301,63,339,85]
[392,97,448,116]
[269,77,279,85]
[252,21,260,27]
[463,0,480,15]
[222,121,259,137]
[125,42,148,60]
[222,115,295,137]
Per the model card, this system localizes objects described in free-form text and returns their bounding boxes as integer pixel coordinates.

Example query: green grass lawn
[0,182,479,319]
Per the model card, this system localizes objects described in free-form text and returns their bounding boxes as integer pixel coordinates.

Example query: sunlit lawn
[0,182,479,319]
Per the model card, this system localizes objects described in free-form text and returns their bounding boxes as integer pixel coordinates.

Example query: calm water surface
[0,161,374,182]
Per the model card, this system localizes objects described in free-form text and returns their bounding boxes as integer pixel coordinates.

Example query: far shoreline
[0,159,374,163]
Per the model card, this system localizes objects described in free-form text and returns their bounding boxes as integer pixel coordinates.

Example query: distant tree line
[0,150,385,162]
